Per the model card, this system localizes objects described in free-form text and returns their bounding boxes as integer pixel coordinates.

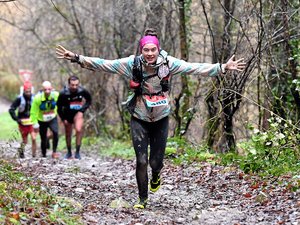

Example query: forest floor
[0,141,299,225]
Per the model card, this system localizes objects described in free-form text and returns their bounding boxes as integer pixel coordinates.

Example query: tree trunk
[280,0,300,121]
[203,0,233,152]
[205,90,221,148]
[173,0,191,137]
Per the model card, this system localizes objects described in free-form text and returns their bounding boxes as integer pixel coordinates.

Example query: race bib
[42,111,56,122]
[20,118,33,126]
[144,95,169,107]
[70,101,83,110]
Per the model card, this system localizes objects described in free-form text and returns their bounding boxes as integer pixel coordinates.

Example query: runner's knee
[136,153,148,168]
[150,159,163,171]
[75,127,83,134]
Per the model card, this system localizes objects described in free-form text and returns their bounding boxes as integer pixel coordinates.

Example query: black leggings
[39,117,59,157]
[130,116,169,199]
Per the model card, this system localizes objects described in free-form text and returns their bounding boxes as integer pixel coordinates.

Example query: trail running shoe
[52,152,60,159]
[18,148,25,159]
[150,177,161,192]
[133,198,147,209]
[64,152,72,159]
[74,152,81,160]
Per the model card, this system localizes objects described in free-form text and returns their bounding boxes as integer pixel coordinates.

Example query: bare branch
[0,0,16,2]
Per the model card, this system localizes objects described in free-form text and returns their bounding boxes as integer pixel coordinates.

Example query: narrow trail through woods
[0,141,299,225]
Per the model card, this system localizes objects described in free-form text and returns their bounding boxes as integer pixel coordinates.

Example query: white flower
[270,122,279,128]
[249,147,257,155]
[253,128,260,134]
[276,133,285,139]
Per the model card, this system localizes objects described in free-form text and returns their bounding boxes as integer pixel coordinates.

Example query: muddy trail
[0,141,299,225]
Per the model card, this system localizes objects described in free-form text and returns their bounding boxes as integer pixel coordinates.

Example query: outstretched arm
[168,54,246,77]
[56,45,133,77]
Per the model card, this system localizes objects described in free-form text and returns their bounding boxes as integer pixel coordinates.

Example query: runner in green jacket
[30,81,60,158]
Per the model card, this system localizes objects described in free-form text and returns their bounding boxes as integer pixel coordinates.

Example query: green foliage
[269,34,300,122]
[87,135,217,164]
[290,39,300,93]
[0,112,20,142]
[0,159,83,225]
[102,140,134,159]
[165,136,217,165]
[292,79,300,92]
[105,122,131,140]
[227,116,300,176]
[0,71,20,101]
[167,115,300,180]
[83,136,135,159]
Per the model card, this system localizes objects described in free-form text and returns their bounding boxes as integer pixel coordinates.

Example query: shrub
[236,116,300,176]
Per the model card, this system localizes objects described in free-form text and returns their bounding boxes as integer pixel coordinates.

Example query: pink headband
[139,35,160,52]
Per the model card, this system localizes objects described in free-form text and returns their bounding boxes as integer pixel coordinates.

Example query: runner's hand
[223,55,246,72]
[56,45,75,60]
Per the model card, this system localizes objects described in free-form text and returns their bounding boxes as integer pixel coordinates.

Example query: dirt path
[0,141,299,225]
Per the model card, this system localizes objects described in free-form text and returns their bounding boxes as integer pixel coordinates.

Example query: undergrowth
[0,160,83,225]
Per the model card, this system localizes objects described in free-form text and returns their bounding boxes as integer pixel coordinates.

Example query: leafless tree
[0,0,299,147]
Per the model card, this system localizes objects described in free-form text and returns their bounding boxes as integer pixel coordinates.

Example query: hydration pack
[39,92,57,111]
[127,55,170,114]
[18,95,34,113]
[129,56,170,93]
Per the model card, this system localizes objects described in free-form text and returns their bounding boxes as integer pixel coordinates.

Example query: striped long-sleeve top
[77,50,223,122]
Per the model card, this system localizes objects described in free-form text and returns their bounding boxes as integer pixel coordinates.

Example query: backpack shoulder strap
[19,95,25,105]
[132,56,143,83]
[133,55,140,67]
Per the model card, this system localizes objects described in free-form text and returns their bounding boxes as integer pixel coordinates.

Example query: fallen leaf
[9,212,20,220]
[243,193,252,198]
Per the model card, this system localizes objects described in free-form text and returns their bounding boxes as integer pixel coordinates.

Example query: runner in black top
[57,75,92,159]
